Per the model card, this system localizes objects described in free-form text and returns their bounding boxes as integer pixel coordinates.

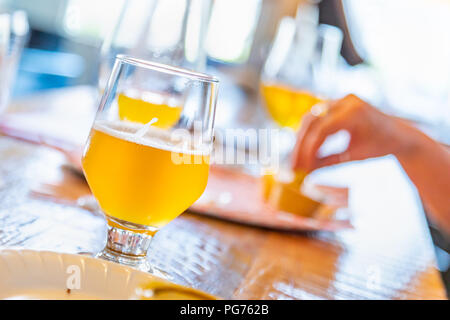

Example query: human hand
[291,94,412,171]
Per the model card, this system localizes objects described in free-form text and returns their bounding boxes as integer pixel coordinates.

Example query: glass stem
[96,216,156,271]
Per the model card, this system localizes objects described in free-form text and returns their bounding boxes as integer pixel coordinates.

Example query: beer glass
[99,0,213,91]
[0,10,29,114]
[82,55,219,272]
[260,7,343,163]
[261,21,343,131]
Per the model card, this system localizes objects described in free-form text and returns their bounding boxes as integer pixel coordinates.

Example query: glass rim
[116,54,219,84]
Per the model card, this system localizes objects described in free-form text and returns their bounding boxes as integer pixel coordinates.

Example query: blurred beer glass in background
[0,10,28,114]
[82,55,219,272]
[97,0,212,132]
[260,3,343,160]
[99,0,212,88]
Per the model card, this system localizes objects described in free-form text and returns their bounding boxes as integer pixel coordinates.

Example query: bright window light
[206,0,261,64]
[63,0,124,41]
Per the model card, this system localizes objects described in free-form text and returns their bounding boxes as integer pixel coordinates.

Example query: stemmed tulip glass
[82,55,219,273]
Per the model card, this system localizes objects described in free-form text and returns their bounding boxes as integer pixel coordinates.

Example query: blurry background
[0,0,449,143]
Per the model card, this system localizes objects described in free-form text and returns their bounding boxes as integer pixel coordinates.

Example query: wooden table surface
[0,86,447,299]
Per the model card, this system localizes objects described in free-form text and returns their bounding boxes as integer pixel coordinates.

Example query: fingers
[291,100,340,169]
[291,94,363,171]
[313,151,352,170]
[291,112,322,169]
[300,111,349,170]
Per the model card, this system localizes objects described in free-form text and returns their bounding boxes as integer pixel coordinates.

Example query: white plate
[0,248,209,300]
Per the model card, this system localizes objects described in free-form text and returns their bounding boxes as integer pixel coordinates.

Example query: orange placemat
[190,165,351,232]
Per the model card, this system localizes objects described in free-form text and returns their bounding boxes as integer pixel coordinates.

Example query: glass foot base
[96,247,150,272]
[96,248,171,279]
[94,215,171,279]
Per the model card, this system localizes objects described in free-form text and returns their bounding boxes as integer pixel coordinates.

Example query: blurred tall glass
[0,11,29,114]
[261,5,343,132]
[99,0,213,92]
[259,4,342,164]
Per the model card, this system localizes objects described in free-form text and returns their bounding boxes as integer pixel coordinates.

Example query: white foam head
[93,120,211,156]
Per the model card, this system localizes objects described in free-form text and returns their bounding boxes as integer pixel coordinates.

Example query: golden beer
[82,121,210,228]
[118,90,182,128]
[261,82,322,130]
